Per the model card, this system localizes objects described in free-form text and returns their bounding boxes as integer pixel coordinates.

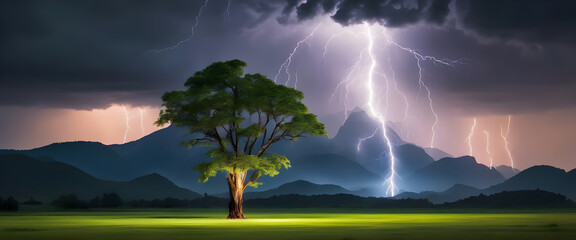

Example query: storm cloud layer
[279,0,576,44]
[1,0,249,109]
[456,0,576,44]
[1,0,575,111]
[280,0,452,27]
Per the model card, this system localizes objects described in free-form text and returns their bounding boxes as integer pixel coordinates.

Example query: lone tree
[155,60,326,219]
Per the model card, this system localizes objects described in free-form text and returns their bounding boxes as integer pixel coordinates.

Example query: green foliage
[194,150,290,187]
[157,59,326,188]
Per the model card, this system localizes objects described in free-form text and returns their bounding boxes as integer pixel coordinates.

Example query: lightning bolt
[272,19,464,196]
[120,105,148,143]
[376,59,411,139]
[274,25,319,86]
[382,33,463,148]
[139,108,146,135]
[357,127,379,152]
[329,23,454,196]
[500,115,515,171]
[222,0,231,22]
[325,30,365,121]
[364,22,397,197]
[419,61,439,148]
[148,8,464,196]
[323,30,365,120]
[391,79,410,139]
[483,130,494,169]
[121,105,130,144]
[322,30,357,65]
[144,0,209,54]
[328,48,365,120]
[466,117,477,156]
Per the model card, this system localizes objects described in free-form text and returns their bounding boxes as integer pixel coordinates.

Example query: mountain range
[401,156,506,192]
[0,154,200,203]
[2,154,574,204]
[1,109,573,203]
[395,165,576,203]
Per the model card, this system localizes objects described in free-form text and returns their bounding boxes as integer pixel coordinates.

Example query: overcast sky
[1,0,575,170]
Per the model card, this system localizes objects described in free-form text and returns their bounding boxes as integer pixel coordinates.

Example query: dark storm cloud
[276,0,576,45]
[236,0,286,28]
[277,0,301,24]
[0,0,254,109]
[2,0,575,113]
[455,0,576,44]
[332,0,452,27]
[294,0,339,21]
[278,0,452,27]
[392,24,576,114]
[1,0,191,108]
[269,0,576,113]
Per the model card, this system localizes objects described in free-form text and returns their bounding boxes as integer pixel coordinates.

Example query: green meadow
[1,208,575,240]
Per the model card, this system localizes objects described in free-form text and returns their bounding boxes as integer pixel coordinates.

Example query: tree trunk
[227,173,245,219]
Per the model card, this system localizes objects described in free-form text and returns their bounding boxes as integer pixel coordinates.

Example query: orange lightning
[466,117,477,156]
[483,130,494,169]
[500,115,515,171]
[139,108,145,135]
[121,105,130,144]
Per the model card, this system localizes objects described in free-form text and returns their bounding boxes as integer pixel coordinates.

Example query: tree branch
[241,170,248,185]
[248,136,258,155]
[227,124,237,156]
[260,115,270,149]
[242,170,261,191]
[243,136,251,155]
[255,117,285,156]
[212,128,226,151]
[235,122,240,157]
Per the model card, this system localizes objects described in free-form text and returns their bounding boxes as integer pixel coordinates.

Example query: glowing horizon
[0,105,164,150]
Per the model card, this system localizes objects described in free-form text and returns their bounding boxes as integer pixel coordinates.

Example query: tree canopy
[155,59,326,188]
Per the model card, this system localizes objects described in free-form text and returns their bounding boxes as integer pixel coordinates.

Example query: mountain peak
[131,172,169,182]
[423,147,453,160]
[31,141,108,152]
[350,106,365,113]
[437,155,478,165]
[494,165,520,179]
[404,155,505,192]
[333,109,403,144]
[344,110,372,125]
[127,172,178,187]
[331,110,378,143]
[443,184,479,193]
[279,180,345,190]
[484,166,575,201]
[511,165,566,179]
[282,180,316,187]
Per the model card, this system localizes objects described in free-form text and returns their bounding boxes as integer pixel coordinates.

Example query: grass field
[1,208,575,240]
